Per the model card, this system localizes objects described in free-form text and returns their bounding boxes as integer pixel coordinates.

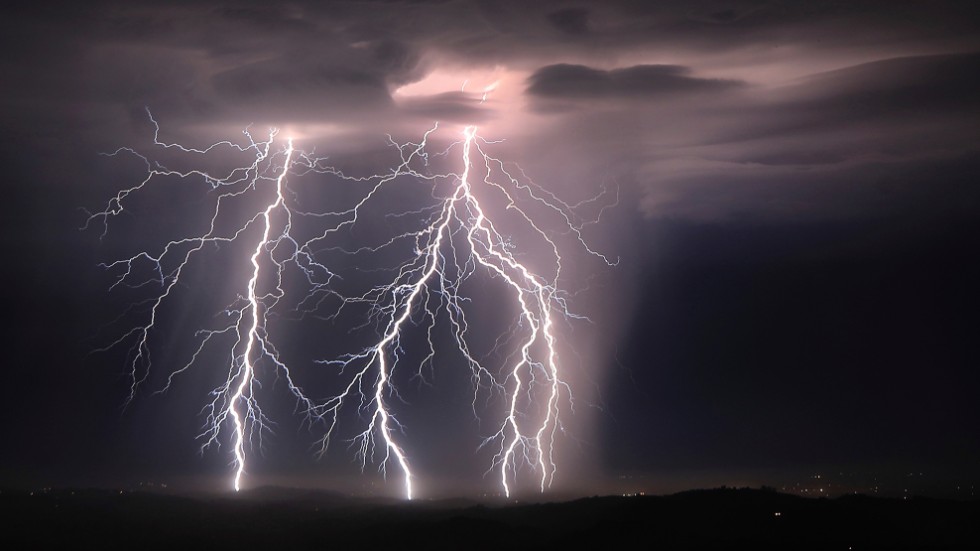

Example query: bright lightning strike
[305,125,616,499]
[89,112,615,498]
[228,138,294,491]
[87,115,318,492]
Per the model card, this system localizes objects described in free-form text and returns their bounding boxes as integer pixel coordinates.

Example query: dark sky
[1,0,979,498]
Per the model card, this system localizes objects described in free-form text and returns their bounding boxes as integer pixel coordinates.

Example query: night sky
[2,1,979,499]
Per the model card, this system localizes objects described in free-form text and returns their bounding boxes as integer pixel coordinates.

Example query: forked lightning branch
[88,112,616,498]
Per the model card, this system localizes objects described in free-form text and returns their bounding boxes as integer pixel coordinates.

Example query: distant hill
[3,487,978,549]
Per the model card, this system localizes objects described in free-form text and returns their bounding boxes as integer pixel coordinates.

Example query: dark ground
[3,486,978,549]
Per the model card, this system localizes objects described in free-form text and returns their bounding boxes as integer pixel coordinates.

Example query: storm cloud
[2,0,979,494]
[526,64,743,100]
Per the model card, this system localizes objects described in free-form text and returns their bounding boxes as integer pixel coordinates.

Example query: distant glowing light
[395,67,510,99]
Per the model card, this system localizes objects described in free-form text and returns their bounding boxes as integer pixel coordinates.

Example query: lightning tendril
[89,112,616,498]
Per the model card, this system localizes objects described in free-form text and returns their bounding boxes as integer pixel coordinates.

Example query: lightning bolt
[227,138,295,491]
[87,114,322,491]
[90,112,615,497]
[305,125,616,499]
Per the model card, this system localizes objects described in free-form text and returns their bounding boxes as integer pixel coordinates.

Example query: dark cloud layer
[526,64,743,99]
[547,8,591,36]
[750,53,980,140]
[511,51,980,222]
